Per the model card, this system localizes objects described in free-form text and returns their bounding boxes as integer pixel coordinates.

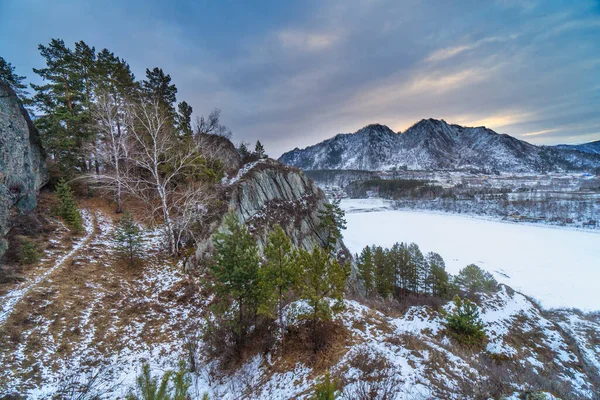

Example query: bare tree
[194,108,231,139]
[124,98,217,256]
[90,89,130,212]
[87,96,221,256]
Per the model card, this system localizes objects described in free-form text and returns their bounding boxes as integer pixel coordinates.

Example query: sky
[1,0,600,158]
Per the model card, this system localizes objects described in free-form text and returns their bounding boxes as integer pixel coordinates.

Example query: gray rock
[0,83,48,261]
[196,133,242,175]
[194,159,346,266]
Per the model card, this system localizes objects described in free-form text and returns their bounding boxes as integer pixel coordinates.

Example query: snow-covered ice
[341,200,600,311]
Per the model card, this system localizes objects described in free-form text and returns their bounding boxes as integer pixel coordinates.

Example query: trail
[0,210,96,325]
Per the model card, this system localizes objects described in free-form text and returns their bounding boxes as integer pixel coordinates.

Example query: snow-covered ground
[337,198,394,213]
[341,199,600,311]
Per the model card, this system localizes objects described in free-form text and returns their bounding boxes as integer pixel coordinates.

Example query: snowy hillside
[555,140,600,155]
[340,199,600,311]
[279,119,600,173]
[2,202,599,398]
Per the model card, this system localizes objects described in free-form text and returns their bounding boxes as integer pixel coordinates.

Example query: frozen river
[340,199,600,310]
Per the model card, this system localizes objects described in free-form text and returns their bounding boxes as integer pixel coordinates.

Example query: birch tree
[125,97,206,256]
[91,90,130,212]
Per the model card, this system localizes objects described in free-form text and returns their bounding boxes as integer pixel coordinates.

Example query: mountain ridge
[279,119,600,173]
[555,139,600,155]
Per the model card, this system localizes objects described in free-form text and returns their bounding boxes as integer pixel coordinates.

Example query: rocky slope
[279,119,600,174]
[194,159,345,265]
[0,83,48,262]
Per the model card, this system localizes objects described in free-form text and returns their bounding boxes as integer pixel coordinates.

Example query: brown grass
[272,320,351,376]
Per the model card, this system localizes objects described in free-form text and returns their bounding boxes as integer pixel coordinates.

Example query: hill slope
[279,119,600,173]
[555,140,600,155]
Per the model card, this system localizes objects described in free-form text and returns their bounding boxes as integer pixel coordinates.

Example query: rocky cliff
[194,159,345,265]
[0,83,48,261]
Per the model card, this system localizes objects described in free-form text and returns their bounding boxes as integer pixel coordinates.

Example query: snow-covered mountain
[279,119,600,173]
[555,140,600,155]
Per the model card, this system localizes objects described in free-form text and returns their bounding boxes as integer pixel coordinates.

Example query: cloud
[2,0,600,158]
[426,45,475,63]
[454,112,535,131]
[521,128,561,137]
[277,29,340,52]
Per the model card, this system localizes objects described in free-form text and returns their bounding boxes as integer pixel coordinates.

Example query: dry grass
[0,201,208,393]
[272,320,351,376]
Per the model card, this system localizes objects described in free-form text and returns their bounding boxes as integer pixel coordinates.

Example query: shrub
[445,295,487,347]
[341,348,400,400]
[114,211,143,266]
[55,179,83,232]
[126,361,189,400]
[19,239,41,265]
[311,371,340,400]
[454,264,497,295]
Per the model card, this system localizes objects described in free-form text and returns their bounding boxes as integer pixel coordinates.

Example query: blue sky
[2,0,600,157]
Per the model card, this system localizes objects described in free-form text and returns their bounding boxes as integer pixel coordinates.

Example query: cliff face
[0,83,48,261]
[194,159,344,264]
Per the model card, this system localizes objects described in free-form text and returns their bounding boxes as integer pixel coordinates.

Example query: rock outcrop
[0,83,48,261]
[194,159,345,265]
[196,133,242,175]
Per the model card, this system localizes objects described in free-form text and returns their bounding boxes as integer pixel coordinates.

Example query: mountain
[279,119,600,173]
[554,140,600,155]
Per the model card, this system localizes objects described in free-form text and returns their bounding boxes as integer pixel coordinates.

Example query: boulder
[196,133,242,175]
[0,83,48,262]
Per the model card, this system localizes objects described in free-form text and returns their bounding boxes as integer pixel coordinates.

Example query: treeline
[346,178,446,199]
[356,242,498,301]
[394,196,599,226]
[1,42,261,257]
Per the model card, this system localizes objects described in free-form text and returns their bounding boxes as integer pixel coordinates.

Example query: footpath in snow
[0,210,95,325]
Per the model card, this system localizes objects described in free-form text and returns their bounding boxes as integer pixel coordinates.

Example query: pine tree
[393,242,410,296]
[407,243,424,294]
[311,371,339,400]
[210,214,260,349]
[0,56,28,98]
[297,247,349,352]
[114,212,143,266]
[258,224,301,351]
[373,245,393,298]
[445,295,487,346]
[176,101,193,137]
[142,67,177,115]
[19,239,41,265]
[455,264,498,295]
[356,246,374,297]
[55,179,83,232]
[126,361,190,400]
[95,48,137,97]
[73,40,97,116]
[31,39,93,174]
[426,252,450,298]
[318,203,346,255]
[238,142,250,163]
[254,140,266,159]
